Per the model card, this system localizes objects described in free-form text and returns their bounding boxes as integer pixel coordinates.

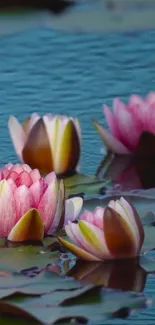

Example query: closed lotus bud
[59,197,144,261]
[8,114,81,175]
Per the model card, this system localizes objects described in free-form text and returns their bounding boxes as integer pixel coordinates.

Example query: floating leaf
[64,173,110,198]
[0,246,59,273]
[0,286,149,324]
[0,272,81,298]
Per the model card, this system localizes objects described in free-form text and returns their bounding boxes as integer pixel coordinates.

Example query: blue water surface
[0,27,155,323]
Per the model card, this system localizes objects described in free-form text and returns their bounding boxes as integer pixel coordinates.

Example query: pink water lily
[8,113,81,175]
[59,197,144,261]
[0,163,83,242]
[93,92,155,156]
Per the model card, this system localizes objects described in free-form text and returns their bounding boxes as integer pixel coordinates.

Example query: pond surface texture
[0,27,155,324]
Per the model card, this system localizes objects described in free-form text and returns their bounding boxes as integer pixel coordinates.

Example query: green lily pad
[0,286,149,324]
[0,246,59,273]
[64,173,110,198]
[0,272,81,298]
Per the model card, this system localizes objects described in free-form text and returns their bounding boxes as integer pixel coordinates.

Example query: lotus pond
[1,8,155,325]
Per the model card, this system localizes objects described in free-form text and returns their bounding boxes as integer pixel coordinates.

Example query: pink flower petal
[7,179,17,192]
[81,208,104,230]
[6,171,19,182]
[129,95,149,131]
[30,169,41,183]
[5,163,14,171]
[93,120,131,154]
[146,92,155,105]
[94,207,104,230]
[0,180,16,238]
[15,171,33,188]
[48,180,65,233]
[104,104,120,139]
[22,164,32,173]
[114,98,141,150]
[1,167,12,179]
[30,179,47,207]
[8,116,26,160]
[38,181,58,233]
[81,211,95,224]
[14,185,33,221]
[10,164,25,174]
[44,172,57,185]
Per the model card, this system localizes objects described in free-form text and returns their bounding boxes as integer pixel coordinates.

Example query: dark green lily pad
[0,272,81,298]
[0,285,149,324]
[0,246,59,273]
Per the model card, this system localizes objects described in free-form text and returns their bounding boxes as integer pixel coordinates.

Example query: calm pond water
[0,27,155,323]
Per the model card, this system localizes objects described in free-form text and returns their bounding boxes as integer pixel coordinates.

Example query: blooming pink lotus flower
[8,114,81,175]
[0,163,83,242]
[93,93,155,156]
[59,197,144,261]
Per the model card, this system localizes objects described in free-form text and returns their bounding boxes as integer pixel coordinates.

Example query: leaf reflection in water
[97,153,155,191]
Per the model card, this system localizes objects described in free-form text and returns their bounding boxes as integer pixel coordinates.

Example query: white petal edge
[8,116,26,160]
[64,197,83,225]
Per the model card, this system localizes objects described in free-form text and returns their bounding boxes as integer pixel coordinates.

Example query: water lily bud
[59,197,144,261]
[8,114,81,175]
